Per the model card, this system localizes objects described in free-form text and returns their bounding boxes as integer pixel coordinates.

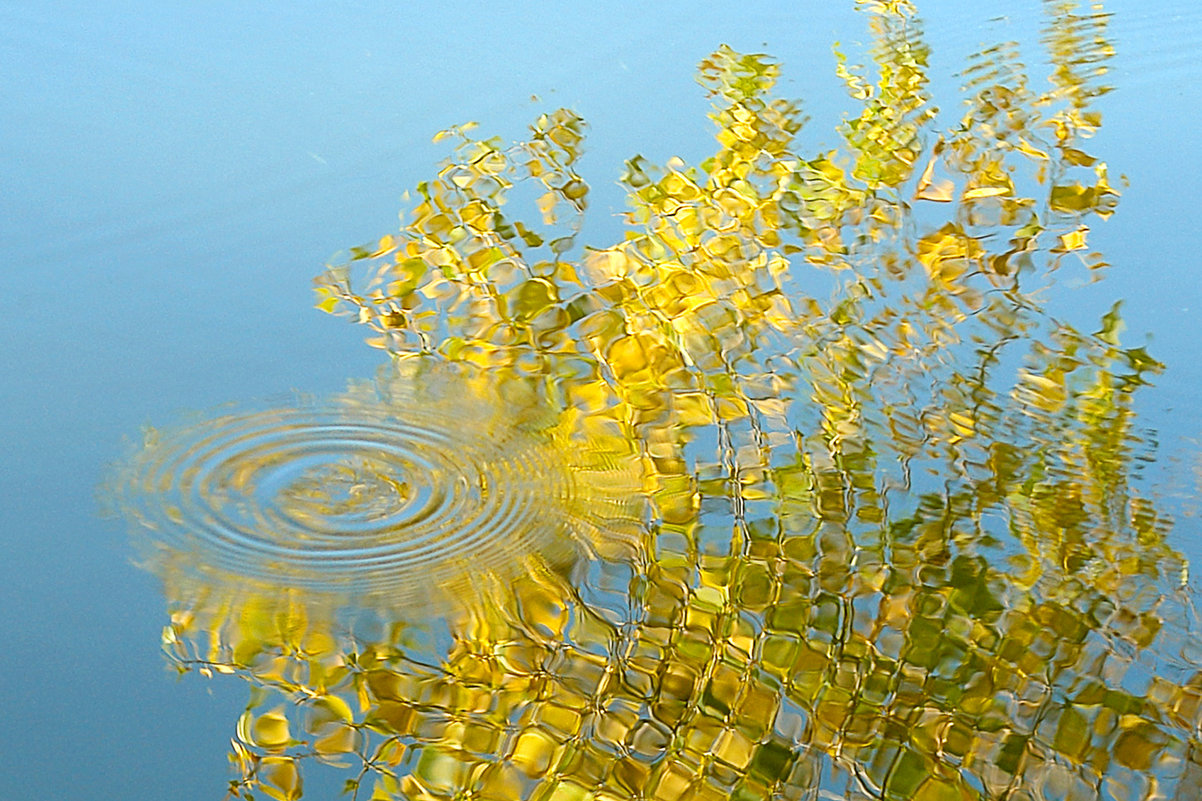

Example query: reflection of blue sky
[2,1,1200,798]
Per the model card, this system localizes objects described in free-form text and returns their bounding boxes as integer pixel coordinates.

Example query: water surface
[4,2,1202,800]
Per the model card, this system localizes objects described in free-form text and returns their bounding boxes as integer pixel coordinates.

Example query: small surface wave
[109,363,645,607]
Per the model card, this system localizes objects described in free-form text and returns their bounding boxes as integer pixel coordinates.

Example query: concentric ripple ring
[110,383,598,604]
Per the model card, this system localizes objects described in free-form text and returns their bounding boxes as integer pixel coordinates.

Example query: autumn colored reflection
[109,1,1202,799]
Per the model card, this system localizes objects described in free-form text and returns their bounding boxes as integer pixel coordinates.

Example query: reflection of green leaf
[1053,705,1090,760]
[1096,300,1125,345]
[885,748,931,798]
[1050,183,1098,212]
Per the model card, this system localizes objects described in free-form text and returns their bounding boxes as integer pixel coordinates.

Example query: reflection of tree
[116,1,1202,799]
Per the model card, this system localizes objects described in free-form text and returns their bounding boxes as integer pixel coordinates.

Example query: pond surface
[4,2,1202,800]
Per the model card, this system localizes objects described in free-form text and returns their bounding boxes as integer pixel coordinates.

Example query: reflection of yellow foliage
[111,2,1202,800]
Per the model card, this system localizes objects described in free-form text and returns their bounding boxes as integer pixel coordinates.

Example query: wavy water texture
[105,2,1202,800]
[109,361,646,610]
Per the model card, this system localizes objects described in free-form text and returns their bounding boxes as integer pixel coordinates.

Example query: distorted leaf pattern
[108,2,1202,800]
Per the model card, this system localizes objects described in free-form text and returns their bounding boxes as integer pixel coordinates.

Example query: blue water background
[2,1,1199,798]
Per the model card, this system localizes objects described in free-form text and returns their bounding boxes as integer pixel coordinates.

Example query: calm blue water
[3,2,1201,799]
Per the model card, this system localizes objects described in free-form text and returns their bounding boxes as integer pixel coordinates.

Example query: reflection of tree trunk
[1174,742,1202,801]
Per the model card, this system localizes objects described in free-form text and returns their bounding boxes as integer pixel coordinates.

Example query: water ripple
[109,364,645,606]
